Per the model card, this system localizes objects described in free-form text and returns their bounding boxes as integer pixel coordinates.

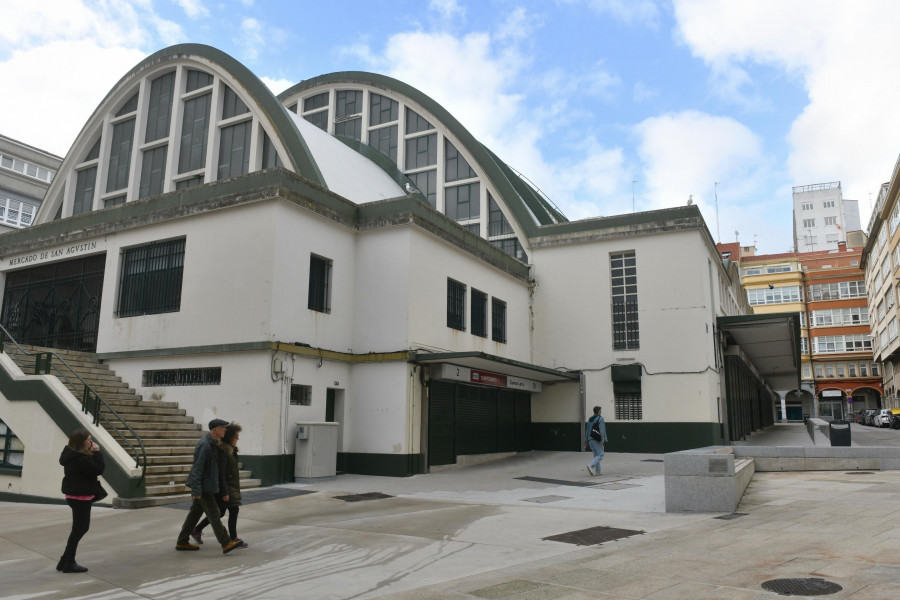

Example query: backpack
[588,416,603,442]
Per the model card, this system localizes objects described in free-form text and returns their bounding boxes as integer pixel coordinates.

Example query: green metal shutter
[456,386,498,455]
[497,390,516,452]
[428,381,456,466]
[515,392,531,451]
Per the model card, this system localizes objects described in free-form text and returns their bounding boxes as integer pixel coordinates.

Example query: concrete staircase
[9,345,261,507]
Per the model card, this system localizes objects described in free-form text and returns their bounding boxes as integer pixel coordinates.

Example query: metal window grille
[447,279,466,330]
[471,289,487,337]
[492,298,507,343]
[116,238,185,317]
[308,254,332,313]
[142,367,221,386]
[290,384,312,406]
[0,418,24,469]
[611,252,639,350]
[615,392,642,420]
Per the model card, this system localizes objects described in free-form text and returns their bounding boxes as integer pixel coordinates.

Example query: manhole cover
[334,492,393,502]
[761,578,842,596]
[543,525,643,546]
[714,513,748,520]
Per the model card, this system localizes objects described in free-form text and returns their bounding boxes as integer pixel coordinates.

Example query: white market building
[0,45,798,503]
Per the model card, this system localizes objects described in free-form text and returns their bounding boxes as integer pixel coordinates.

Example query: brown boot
[175,543,200,551]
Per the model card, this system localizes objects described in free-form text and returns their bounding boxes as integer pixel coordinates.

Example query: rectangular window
[104,196,125,208]
[860,363,868,376]
[407,170,436,208]
[73,167,97,216]
[142,367,221,386]
[492,297,506,343]
[766,264,791,273]
[808,281,866,301]
[178,92,211,173]
[814,364,824,378]
[488,193,514,236]
[471,289,487,337]
[744,267,762,276]
[802,219,815,228]
[308,254,332,313]
[335,90,363,118]
[836,363,845,377]
[747,286,802,305]
[872,363,880,376]
[405,133,437,169]
[823,200,835,208]
[801,202,813,210]
[849,363,857,377]
[445,182,480,221]
[447,279,466,331]
[304,92,329,112]
[491,238,527,263]
[221,85,249,119]
[615,392,642,420]
[611,251,639,350]
[290,384,312,406]
[117,238,186,317]
[261,133,282,169]
[304,111,328,131]
[145,71,175,142]
[217,120,252,180]
[802,364,811,378]
[0,419,24,469]
[800,337,809,354]
[106,118,135,192]
[825,364,835,378]
[185,69,213,93]
[405,108,434,133]
[139,145,167,198]
[175,176,203,190]
[369,93,398,126]
[368,125,398,161]
[824,216,837,226]
[334,117,361,140]
[445,139,476,182]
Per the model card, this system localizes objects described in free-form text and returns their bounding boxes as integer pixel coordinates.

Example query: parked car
[863,409,879,426]
[891,414,900,430]
[851,411,865,424]
[874,409,893,428]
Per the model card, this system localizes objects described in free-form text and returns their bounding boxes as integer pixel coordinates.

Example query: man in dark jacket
[175,419,240,554]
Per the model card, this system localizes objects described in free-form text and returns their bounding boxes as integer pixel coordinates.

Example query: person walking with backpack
[585,406,607,476]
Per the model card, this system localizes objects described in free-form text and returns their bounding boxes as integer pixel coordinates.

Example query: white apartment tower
[793,181,861,252]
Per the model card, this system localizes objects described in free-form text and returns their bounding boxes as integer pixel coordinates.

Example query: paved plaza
[5,423,900,599]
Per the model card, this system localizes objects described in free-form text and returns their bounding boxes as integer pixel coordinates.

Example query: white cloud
[261,76,293,95]
[672,0,900,230]
[239,17,265,62]
[0,41,146,156]
[633,81,658,103]
[175,0,210,19]
[634,110,782,244]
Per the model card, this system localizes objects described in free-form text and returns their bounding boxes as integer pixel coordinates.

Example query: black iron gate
[1,254,106,351]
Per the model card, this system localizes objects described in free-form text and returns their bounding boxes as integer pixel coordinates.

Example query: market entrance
[1,254,105,351]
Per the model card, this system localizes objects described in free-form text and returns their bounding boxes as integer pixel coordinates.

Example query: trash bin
[829,420,851,447]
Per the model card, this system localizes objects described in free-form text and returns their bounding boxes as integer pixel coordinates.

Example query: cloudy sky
[1,0,898,254]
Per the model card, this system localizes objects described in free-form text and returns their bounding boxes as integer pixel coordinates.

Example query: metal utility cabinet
[294,422,339,479]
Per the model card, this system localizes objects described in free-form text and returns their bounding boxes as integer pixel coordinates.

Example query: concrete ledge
[664,446,754,513]
[733,446,900,470]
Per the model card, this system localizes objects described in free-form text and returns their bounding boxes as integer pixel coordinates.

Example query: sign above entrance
[5,240,104,270]
[821,389,842,397]
[436,364,542,392]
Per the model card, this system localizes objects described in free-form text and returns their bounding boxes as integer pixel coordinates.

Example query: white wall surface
[346,361,415,455]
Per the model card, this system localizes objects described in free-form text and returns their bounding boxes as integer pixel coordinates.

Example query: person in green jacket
[221,422,247,547]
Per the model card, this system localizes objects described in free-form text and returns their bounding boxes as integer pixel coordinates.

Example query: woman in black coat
[58,428,105,573]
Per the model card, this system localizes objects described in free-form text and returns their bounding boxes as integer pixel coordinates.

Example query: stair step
[146,455,195,465]
[145,473,189,486]
[145,464,193,475]
[106,422,201,432]
[101,406,186,417]
[103,399,180,409]
[144,446,197,456]
[101,413,193,423]
[123,430,203,440]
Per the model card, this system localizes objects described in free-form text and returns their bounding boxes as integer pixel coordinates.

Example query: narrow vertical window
[261,132,282,169]
[447,279,466,330]
[308,254,332,313]
[611,251,639,350]
[445,183,480,221]
[405,133,437,170]
[368,125,397,162]
[488,193,514,236]
[179,92,211,173]
[106,118,135,192]
[369,93,398,126]
[407,170,436,208]
[145,72,175,142]
[471,289,487,337]
[73,167,97,215]
[445,139,476,182]
[217,121,251,180]
[139,146,167,198]
[492,298,507,343]
[221,85,249,119]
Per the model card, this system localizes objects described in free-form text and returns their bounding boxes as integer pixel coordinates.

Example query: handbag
[92,481,109,503]
[589,418,603,442]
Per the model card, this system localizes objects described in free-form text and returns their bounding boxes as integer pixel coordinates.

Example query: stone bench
[664,446,755,513]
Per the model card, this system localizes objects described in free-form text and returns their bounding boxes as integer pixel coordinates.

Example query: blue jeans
[588,439,604,472]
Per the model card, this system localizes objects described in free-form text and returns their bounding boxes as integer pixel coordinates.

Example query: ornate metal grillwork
[1,254,105,351]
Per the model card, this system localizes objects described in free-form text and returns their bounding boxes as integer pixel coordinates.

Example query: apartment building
[0,134,60,232]
[793,182,861,253]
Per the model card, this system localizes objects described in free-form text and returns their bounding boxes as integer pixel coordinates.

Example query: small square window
[290,384,312,406]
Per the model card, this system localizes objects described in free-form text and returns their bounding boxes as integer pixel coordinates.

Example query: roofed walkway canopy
[717,313,801,392]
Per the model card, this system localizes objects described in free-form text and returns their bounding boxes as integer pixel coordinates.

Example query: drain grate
[714,513,748,520]
[516,476,598,488]
[761,578,842,596]
[844,471,875,475]
[641,459,664,463]
[543,525,643,546]
[334,492,393,502]
[523,495,572,504]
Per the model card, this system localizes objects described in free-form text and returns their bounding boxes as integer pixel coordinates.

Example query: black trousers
[63,499,92,562]
[196,496,240,540]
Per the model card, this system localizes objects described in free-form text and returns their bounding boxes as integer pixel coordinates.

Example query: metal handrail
[0,324,146,484]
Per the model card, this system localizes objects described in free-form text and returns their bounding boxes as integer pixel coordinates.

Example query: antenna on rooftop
[734,230,739,242]
[632,180,637,213]
[715,182,721,243]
